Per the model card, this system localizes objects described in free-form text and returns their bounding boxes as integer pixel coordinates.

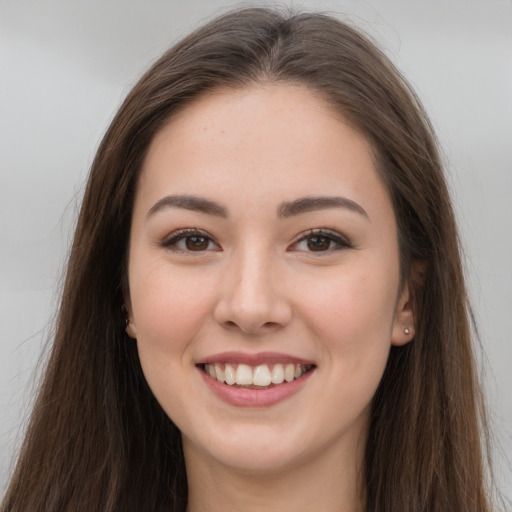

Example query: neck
[184,434,366,512]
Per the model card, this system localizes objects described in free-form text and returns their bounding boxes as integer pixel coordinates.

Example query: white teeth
[253,365,272,386]
[235,364,253,385]
[271,364,285,384]
[204,362,311,387]
[284,363,295,382]
[224,363,236,385]
[214,364,225,382]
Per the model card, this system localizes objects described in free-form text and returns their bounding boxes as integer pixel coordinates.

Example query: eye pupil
[185,236,209,251]
[307,236,330,251]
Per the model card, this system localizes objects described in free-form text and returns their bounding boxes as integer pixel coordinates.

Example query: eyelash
[159,228,351,254]
[160,228,221,253]
[289,229,351,253]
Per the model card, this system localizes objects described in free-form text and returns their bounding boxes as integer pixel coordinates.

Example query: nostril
[213,290,293,333]
[222,319,282,333]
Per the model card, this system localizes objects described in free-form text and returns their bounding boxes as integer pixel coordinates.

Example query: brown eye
[185,236,209,251]
[161,229,220,253]
[289,229,351,254]
[306,236,332,251]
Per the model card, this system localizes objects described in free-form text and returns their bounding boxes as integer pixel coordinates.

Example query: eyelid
[159,228,221,252]
[288,228,352,252]
[158,227,351,253]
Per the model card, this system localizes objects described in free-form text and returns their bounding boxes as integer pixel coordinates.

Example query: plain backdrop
[1,0,511,501]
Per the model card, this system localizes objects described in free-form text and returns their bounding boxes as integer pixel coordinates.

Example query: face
[126,84,414,474]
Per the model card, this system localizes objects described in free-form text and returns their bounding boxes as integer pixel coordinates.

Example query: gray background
[1,0,511,501]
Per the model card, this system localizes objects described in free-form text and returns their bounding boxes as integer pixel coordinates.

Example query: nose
[213,248,293,334]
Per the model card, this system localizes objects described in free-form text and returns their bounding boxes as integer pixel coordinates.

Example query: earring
[121,305,129,328]
[404,328,411,334]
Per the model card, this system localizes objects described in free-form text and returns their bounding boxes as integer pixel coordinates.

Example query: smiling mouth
[201,362,315,389]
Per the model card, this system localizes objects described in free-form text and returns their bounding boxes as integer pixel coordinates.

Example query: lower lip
[199,368,315,407]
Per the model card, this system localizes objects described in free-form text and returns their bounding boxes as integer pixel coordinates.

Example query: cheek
[129,261,216,357]
[303,267,397,339]
[296,261,399,396]
[129,264,218,420]
[302,268,397,423]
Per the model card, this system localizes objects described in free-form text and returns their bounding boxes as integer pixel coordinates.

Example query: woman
[1,7,494,512]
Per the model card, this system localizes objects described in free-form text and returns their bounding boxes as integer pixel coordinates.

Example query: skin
[126,84,414,512]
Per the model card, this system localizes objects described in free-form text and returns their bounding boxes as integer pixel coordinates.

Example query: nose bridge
[236,240,272,298]
[215,240,291,333]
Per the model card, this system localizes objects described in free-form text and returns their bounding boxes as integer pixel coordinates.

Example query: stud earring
[404,328,410,334]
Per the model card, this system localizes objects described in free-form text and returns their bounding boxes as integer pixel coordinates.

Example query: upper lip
[198,351,316,366]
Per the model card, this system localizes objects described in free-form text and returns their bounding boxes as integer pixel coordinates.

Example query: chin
[183,423,314,474]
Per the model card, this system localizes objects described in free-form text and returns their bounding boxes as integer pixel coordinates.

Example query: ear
[391,281,415,346]
[391,261,425,346]
[123,301,138,339]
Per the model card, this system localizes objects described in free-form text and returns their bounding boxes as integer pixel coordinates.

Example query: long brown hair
[2,7,493,511]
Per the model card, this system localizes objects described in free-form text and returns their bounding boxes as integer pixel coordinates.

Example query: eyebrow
[278,196,369,219]
[146,194,368,220]
[147,194,228,218]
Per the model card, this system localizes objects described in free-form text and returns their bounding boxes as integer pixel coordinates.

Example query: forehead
[137,83,393,222]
